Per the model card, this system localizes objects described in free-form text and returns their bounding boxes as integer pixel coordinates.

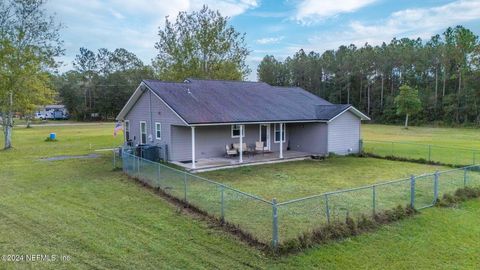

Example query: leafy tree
[57,47,154,120]
[0,0,62,149]
[153,5,250,81]
[394,85,422,128]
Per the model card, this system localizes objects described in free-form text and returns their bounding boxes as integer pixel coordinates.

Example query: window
[155,122,161,140]
[140,121,147,144]
[274,123,286,143]
[231,124,245,138]
[125,120,130,141]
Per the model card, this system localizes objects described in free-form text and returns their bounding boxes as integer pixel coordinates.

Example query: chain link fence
[363,140,479,166]
[116,147,480,249]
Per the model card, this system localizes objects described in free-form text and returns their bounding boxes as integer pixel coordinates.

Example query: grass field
[0,123,479,269]
[200,158,448,201]
[362,124,480,165]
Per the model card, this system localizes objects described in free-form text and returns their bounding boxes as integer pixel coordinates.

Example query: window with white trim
[125,120,130,141]
[155,122,161,140]
[231,124,245,138]
[274,123,286,143]
[140,121,147,144]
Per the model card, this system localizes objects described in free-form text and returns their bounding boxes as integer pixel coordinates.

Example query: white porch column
[239,125,243,163]
[279,123,284,159]
[191,126,196,169]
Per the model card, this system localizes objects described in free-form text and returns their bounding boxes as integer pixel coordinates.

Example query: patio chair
[226,144,237,157]
[233,143,247,153]
[255,141,265,155]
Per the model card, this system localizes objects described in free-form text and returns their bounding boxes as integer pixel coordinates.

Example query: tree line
[55,5,249,121]
[257,26,480,126]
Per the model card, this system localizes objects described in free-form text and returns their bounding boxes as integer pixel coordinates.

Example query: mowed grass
[0,123,479,269]
[362,124,480,165]
[199,158,449,202]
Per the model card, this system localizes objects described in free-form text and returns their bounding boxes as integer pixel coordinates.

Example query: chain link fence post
[473,151,476,165]
[410,175,416,209]
[434,171,439,203]
[325,194,331,225]
[113,148,116,169]
[272,198,279,250]
[157,163,161,188]
[220,185,225,223]
[428,145,431,162]
[464,167,468,187]
[372,185,376,217]
[183,172,188,202]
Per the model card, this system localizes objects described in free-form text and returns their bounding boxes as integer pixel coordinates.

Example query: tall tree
[256,25,480,126]
[0,0,62,149]
[394,85,422,128]
[153,5,250,81]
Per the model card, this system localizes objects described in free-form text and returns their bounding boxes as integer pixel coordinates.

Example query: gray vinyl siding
[288,122,328,155]
[327,111,361,155]
[124,89,186,148]
[170,124,263,162]
[170,125,191,161]
[269,124,289,153]
[170,124,289,162]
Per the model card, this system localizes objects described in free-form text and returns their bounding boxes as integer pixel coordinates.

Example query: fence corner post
[434,171,439,203]
[464,167,468,187]
[272,198,279,250]
[410,175,416,209]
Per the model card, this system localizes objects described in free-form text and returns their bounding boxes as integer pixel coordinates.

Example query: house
[116,79,370,171]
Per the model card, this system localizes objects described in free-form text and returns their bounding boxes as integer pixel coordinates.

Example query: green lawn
[362,124,480,165]
[200,157,448,201]
[1,123,479,269]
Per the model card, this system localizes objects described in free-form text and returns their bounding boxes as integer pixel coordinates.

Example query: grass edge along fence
[363,139,479,166]
[117,148,480,251]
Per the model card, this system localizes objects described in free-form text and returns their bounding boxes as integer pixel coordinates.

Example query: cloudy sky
[46,0,480,80]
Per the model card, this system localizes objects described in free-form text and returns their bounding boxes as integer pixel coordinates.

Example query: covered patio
[173,149,313,172]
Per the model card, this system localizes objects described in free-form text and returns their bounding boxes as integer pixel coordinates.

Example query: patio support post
[279,123,283,159]
[191,126,196,169]
[239,125,243,163]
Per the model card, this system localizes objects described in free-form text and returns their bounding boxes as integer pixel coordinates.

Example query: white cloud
[294,0,377,24]
[307,0,480,51]
[256,36,284,44]
[47,0,259,70]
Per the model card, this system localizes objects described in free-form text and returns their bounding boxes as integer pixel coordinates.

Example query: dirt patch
[40,154,100,161]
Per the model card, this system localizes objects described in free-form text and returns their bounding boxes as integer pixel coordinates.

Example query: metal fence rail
[363,140,479,166]
[117,147,480,250]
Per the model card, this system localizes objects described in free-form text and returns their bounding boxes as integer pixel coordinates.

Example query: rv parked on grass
[35,105,69,120]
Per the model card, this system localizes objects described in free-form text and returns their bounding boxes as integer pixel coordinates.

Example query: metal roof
[117,78,370,124]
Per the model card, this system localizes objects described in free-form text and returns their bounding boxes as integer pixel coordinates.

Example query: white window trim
[124,120,130,141]
[140,121,147,144]
[155,122,161,140]
[231,124,245,138]
[274,123,286,143]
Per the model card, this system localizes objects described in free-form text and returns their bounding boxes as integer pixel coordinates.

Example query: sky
[46,0,480,81]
